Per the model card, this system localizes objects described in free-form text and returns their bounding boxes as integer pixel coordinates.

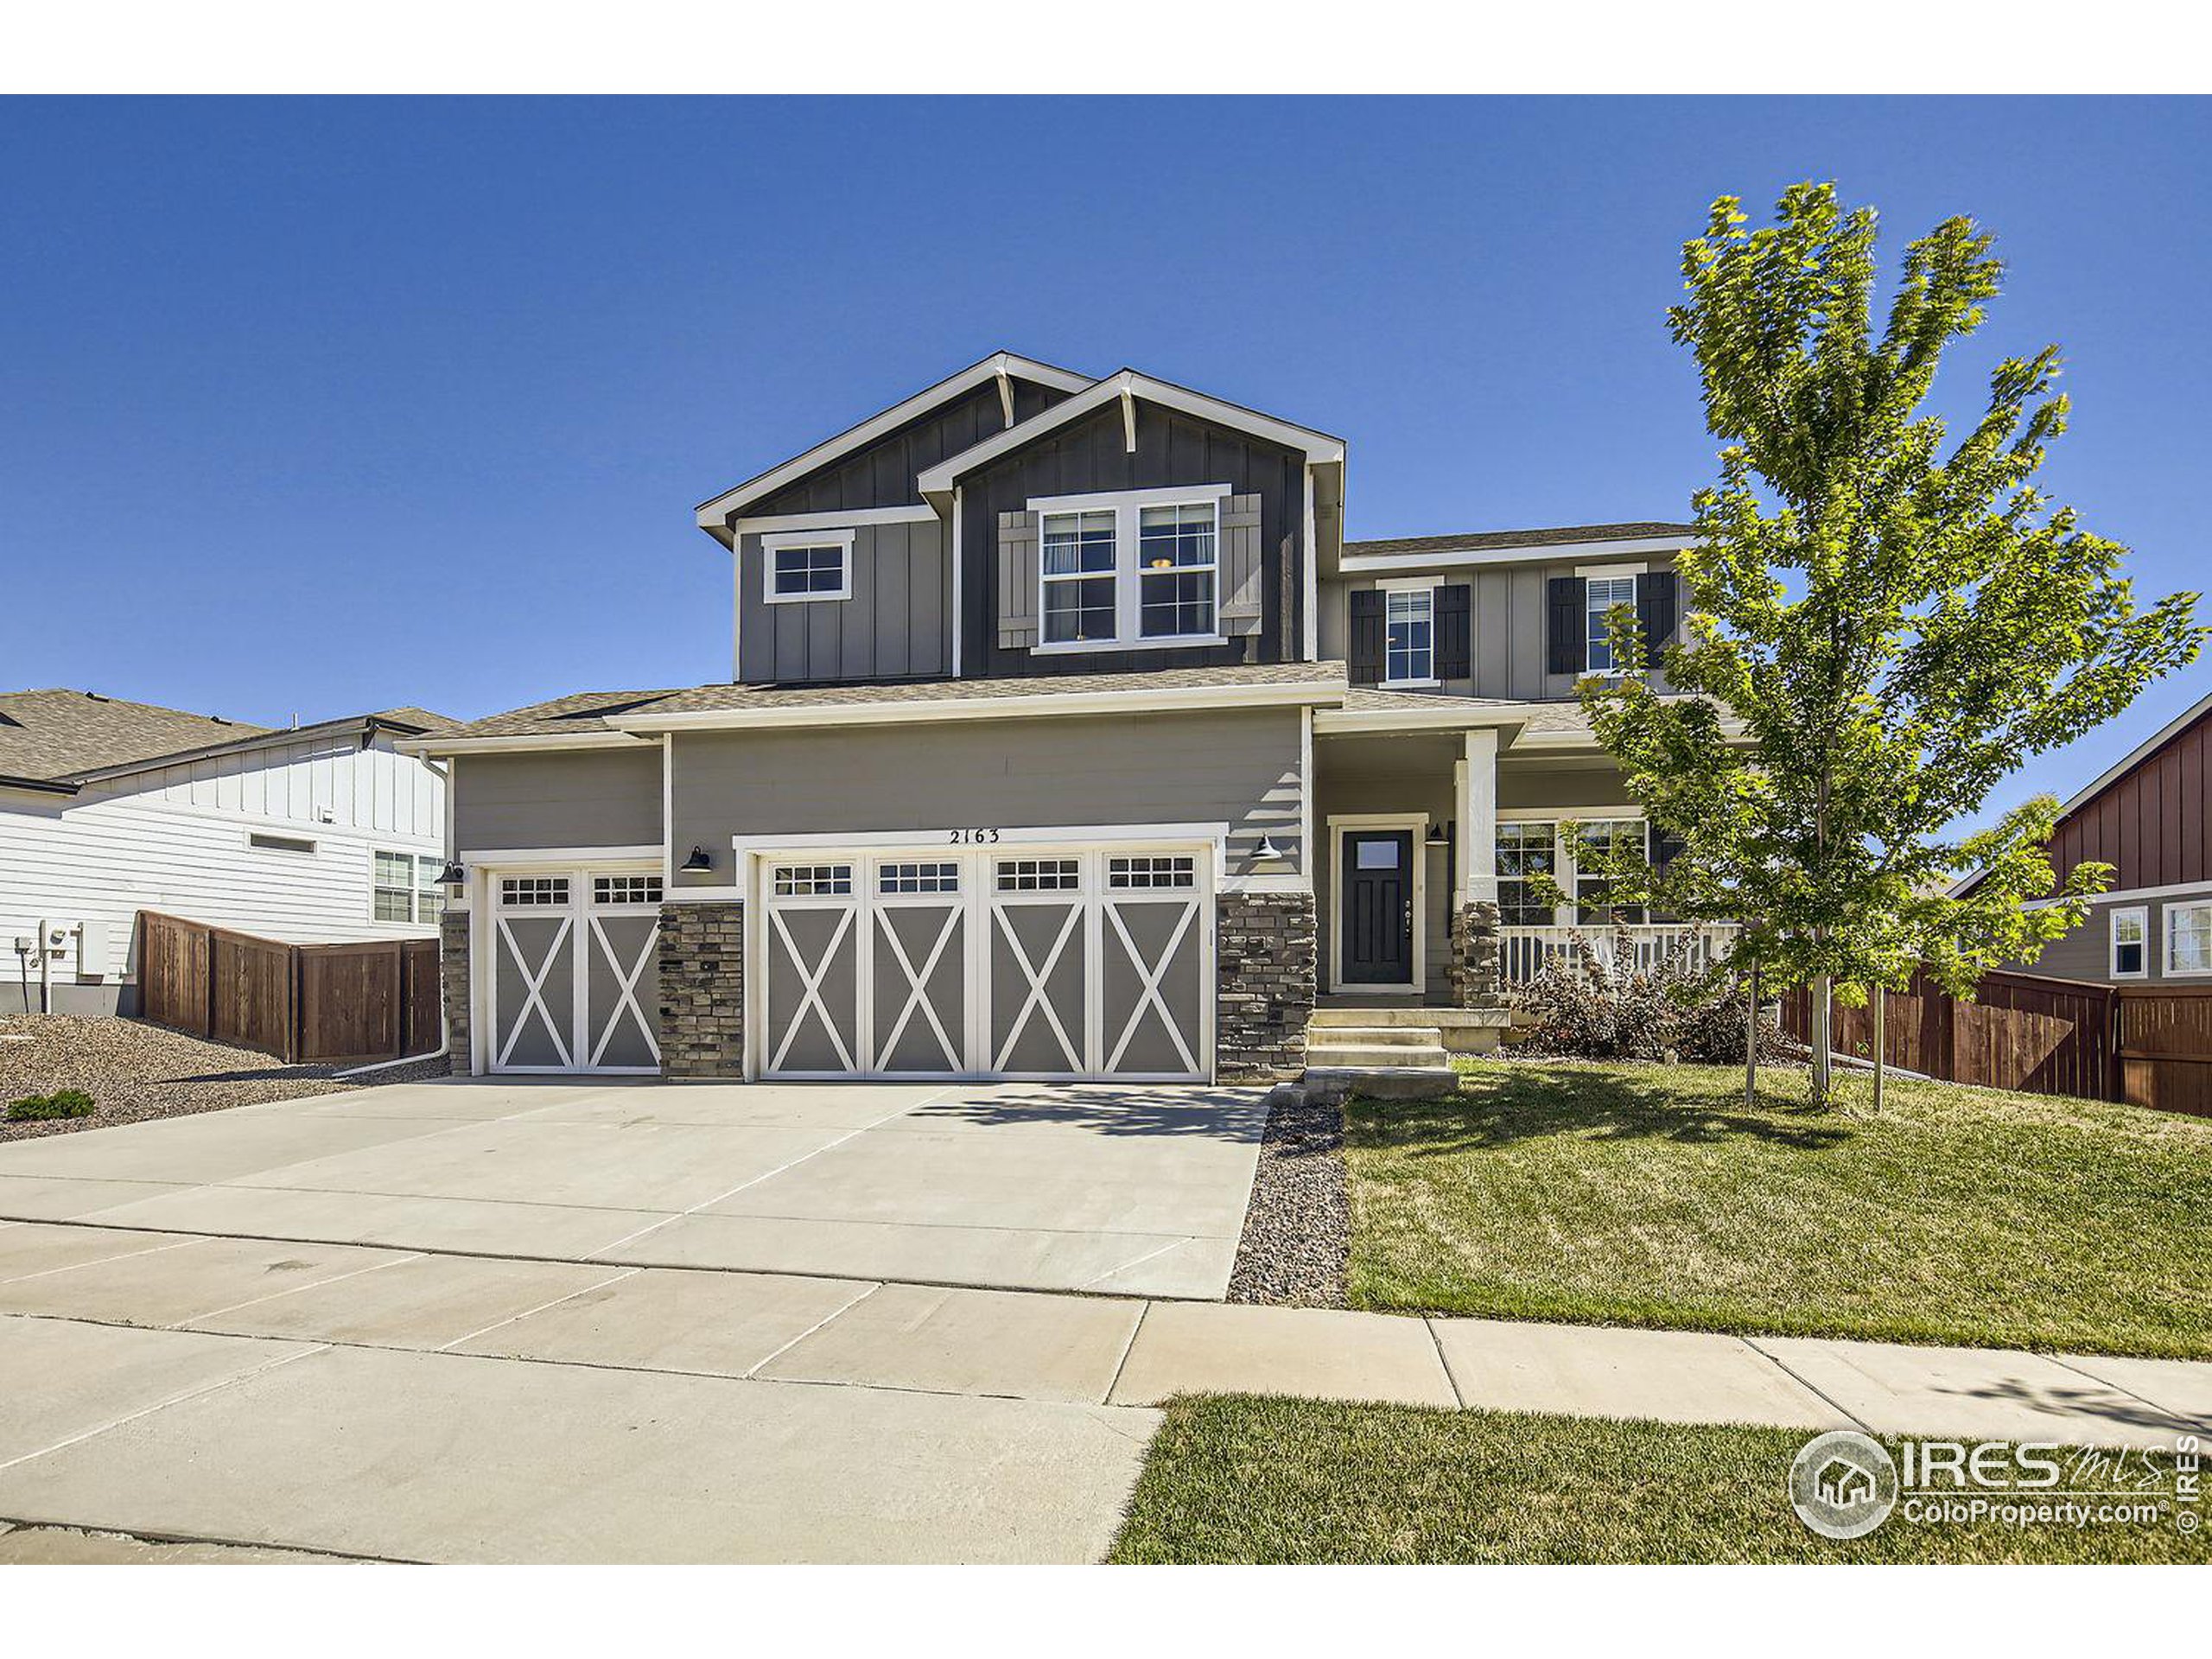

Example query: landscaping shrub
[1510,931,1784,1065]
[6,1089,97,1122]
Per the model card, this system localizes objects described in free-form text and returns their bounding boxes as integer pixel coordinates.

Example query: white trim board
[612,678,1345,734]
[456,844,663,868]
[1338,536,1692,575]
[733,504,938,536]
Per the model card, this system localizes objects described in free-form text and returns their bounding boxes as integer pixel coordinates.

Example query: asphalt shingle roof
[1344,521,1694,557]
[0,690,269,785]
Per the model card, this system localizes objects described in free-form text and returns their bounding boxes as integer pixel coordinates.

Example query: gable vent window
[250,831,317,855]
[1041,511,1117,643]
[1137,505,1217,639]
[763,531,853,604]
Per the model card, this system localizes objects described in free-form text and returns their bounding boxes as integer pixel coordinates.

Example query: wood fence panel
[1783,970,2119,1103]
[296,941,402,1062]
[137,912,213,1038]
[2118,986,2212,1118]
[207,929,296,1061]
[401,939,442,1058]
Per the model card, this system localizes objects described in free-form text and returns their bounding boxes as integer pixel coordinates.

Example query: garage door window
[501,875,570,906]
[996,857,1080,892]
[594,874,663,906]
[880,861,960,894]
[774,863,853,897]
[1109,855,1196,889]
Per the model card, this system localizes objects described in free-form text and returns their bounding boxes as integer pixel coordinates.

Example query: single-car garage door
[758,847,1210,1082]
[487,868,663,1074]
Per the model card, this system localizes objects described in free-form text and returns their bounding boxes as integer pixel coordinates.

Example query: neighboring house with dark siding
[1957,686,2212,986]
[410,351,1716,1084]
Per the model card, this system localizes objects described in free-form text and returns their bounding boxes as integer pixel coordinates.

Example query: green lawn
[1109,1395,2202,1564]
[1344,1059,2212,1358]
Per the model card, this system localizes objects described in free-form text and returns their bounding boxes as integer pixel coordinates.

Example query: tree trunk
[1810,974,1833,1108]
[1872,983,1885,1114]
[1745,961,1760,1108]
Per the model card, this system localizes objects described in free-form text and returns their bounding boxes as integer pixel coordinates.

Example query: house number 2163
[947,828,1002,845]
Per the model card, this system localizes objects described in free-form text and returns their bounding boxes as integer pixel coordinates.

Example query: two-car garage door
[758,847,1211,1082]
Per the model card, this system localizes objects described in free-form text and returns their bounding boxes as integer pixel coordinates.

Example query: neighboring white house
[1,689,454,1014]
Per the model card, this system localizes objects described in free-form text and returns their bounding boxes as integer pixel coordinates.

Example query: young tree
[1577,183,2204,1106]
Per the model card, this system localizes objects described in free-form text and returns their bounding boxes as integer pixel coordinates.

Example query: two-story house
[412,353,1715,1083]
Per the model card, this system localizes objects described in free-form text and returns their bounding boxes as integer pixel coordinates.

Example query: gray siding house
[412,352,1715,1083]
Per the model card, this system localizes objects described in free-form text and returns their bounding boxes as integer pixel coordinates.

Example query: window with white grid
[772,863,853,897]
[499,875,570,907]
[1107,855,1196,890]
[880,861,960,894]
[593,874,664,906]
[995,857,1080,893]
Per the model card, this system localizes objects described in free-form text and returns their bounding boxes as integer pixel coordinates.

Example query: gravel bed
[0,1014,452,1142]
[1227,1084,1350,1306]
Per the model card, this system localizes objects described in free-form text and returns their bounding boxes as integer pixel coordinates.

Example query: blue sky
[4,96,2205,827]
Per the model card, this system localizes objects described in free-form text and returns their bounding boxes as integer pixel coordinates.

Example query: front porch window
[1573,819,1649,925]
[1495,821,1555,925]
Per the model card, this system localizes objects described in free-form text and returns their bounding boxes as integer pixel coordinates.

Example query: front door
[1341,830,1414,986]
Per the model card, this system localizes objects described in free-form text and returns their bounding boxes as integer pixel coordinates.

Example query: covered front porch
[1309,696,1732,1011]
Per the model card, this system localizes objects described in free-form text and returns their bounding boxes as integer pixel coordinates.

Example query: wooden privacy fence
[1781,969,2212,1116]
[137,911,441,1065]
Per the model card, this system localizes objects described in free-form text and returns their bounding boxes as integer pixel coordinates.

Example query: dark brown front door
[1342,830,1414,985]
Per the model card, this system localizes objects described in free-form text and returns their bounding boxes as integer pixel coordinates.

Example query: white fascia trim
[1315,707,1526,735]
[1028,482,1234,513]
[458,844,663,868]
[734,504,938,536]
[1339,537,1693,575]
[1578,562,1648,582]
[613,680,1348,734]
[696,352,1093,527]
[916,369,1345,496]
[398,732,660,757]
[1301,467,1319,662]
[2018,880,2212,912]
[760,527,855,604]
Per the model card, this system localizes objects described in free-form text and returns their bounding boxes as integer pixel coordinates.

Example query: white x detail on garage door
[487,868,663,1074]
[756,845,1211,1082]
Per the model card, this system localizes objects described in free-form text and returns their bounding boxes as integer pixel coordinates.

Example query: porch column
[1456,727,1498,906]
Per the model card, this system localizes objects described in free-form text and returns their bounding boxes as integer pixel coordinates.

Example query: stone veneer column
[1451,899,1509,1013]
[1215,891,1318,1082]
[658,900,745,1079]
[439,909,473,1076]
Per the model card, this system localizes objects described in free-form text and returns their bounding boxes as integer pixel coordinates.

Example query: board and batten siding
[0,734,445,984]
[451,747,664,855]
[736,518,950,684]
[669,709,1305,887]
[1320,561,1680,701]
[737,378,1075,518]
[2042,703,2210,893]
[960,400,1308,677]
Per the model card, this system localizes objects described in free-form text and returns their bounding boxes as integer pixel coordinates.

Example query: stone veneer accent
[658,900,745,1079]
[1451,899,1509,1012]
[440,909,473,1076]
[1216,890,1318,1082]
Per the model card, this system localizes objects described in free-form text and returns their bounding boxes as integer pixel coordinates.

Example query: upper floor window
[1033,488,1227,653]
[1384,588,1434,685]
[2111,906,2148,978]
[763,529,853,603]
[1586,575,1637,674]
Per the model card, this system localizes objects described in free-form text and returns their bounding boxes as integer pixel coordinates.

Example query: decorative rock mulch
[0,1014,451,1143]
[1227,1084,1351,1307]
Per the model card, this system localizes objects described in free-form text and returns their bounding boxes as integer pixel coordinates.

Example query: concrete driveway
[0,1077,1268,1298]
[0,1077,1266,1562]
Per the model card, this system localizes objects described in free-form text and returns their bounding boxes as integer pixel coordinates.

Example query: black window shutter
[1547,576,1586,675]
[1348,588,1384,685]
[1637,569,1678,664]
[1434,583,1471,679]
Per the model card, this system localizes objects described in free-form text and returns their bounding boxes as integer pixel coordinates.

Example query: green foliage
[1579,183,2204,1013]
[6,1089,96,1122]
[1510,931,1786,1064]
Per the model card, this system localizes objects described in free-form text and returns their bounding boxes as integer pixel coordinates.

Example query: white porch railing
[1500,924,1739,987]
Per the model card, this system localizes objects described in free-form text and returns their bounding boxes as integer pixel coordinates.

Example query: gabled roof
[0,690,456,794]
[693,351,1094,528]
[913,369,1347,499]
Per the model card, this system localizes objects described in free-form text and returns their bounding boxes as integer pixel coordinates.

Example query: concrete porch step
[1304,1024,1440,1047]
[1306,1042,1452,1071]
[1302,1065,1462,1103]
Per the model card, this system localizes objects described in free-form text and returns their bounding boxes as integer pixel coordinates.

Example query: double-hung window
[1384,588,1434,685]
[763,530,853,603]
[1041,511,1118,644]
[1136,505,1217,639]
[2111,906,2149,978]
[1586,575,1637,675]
[1573,819,1648,925]
[1495,822,1555,925]
[1034,490,1224,652]
[374,850,442,924]
[2167,901,2212,976]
